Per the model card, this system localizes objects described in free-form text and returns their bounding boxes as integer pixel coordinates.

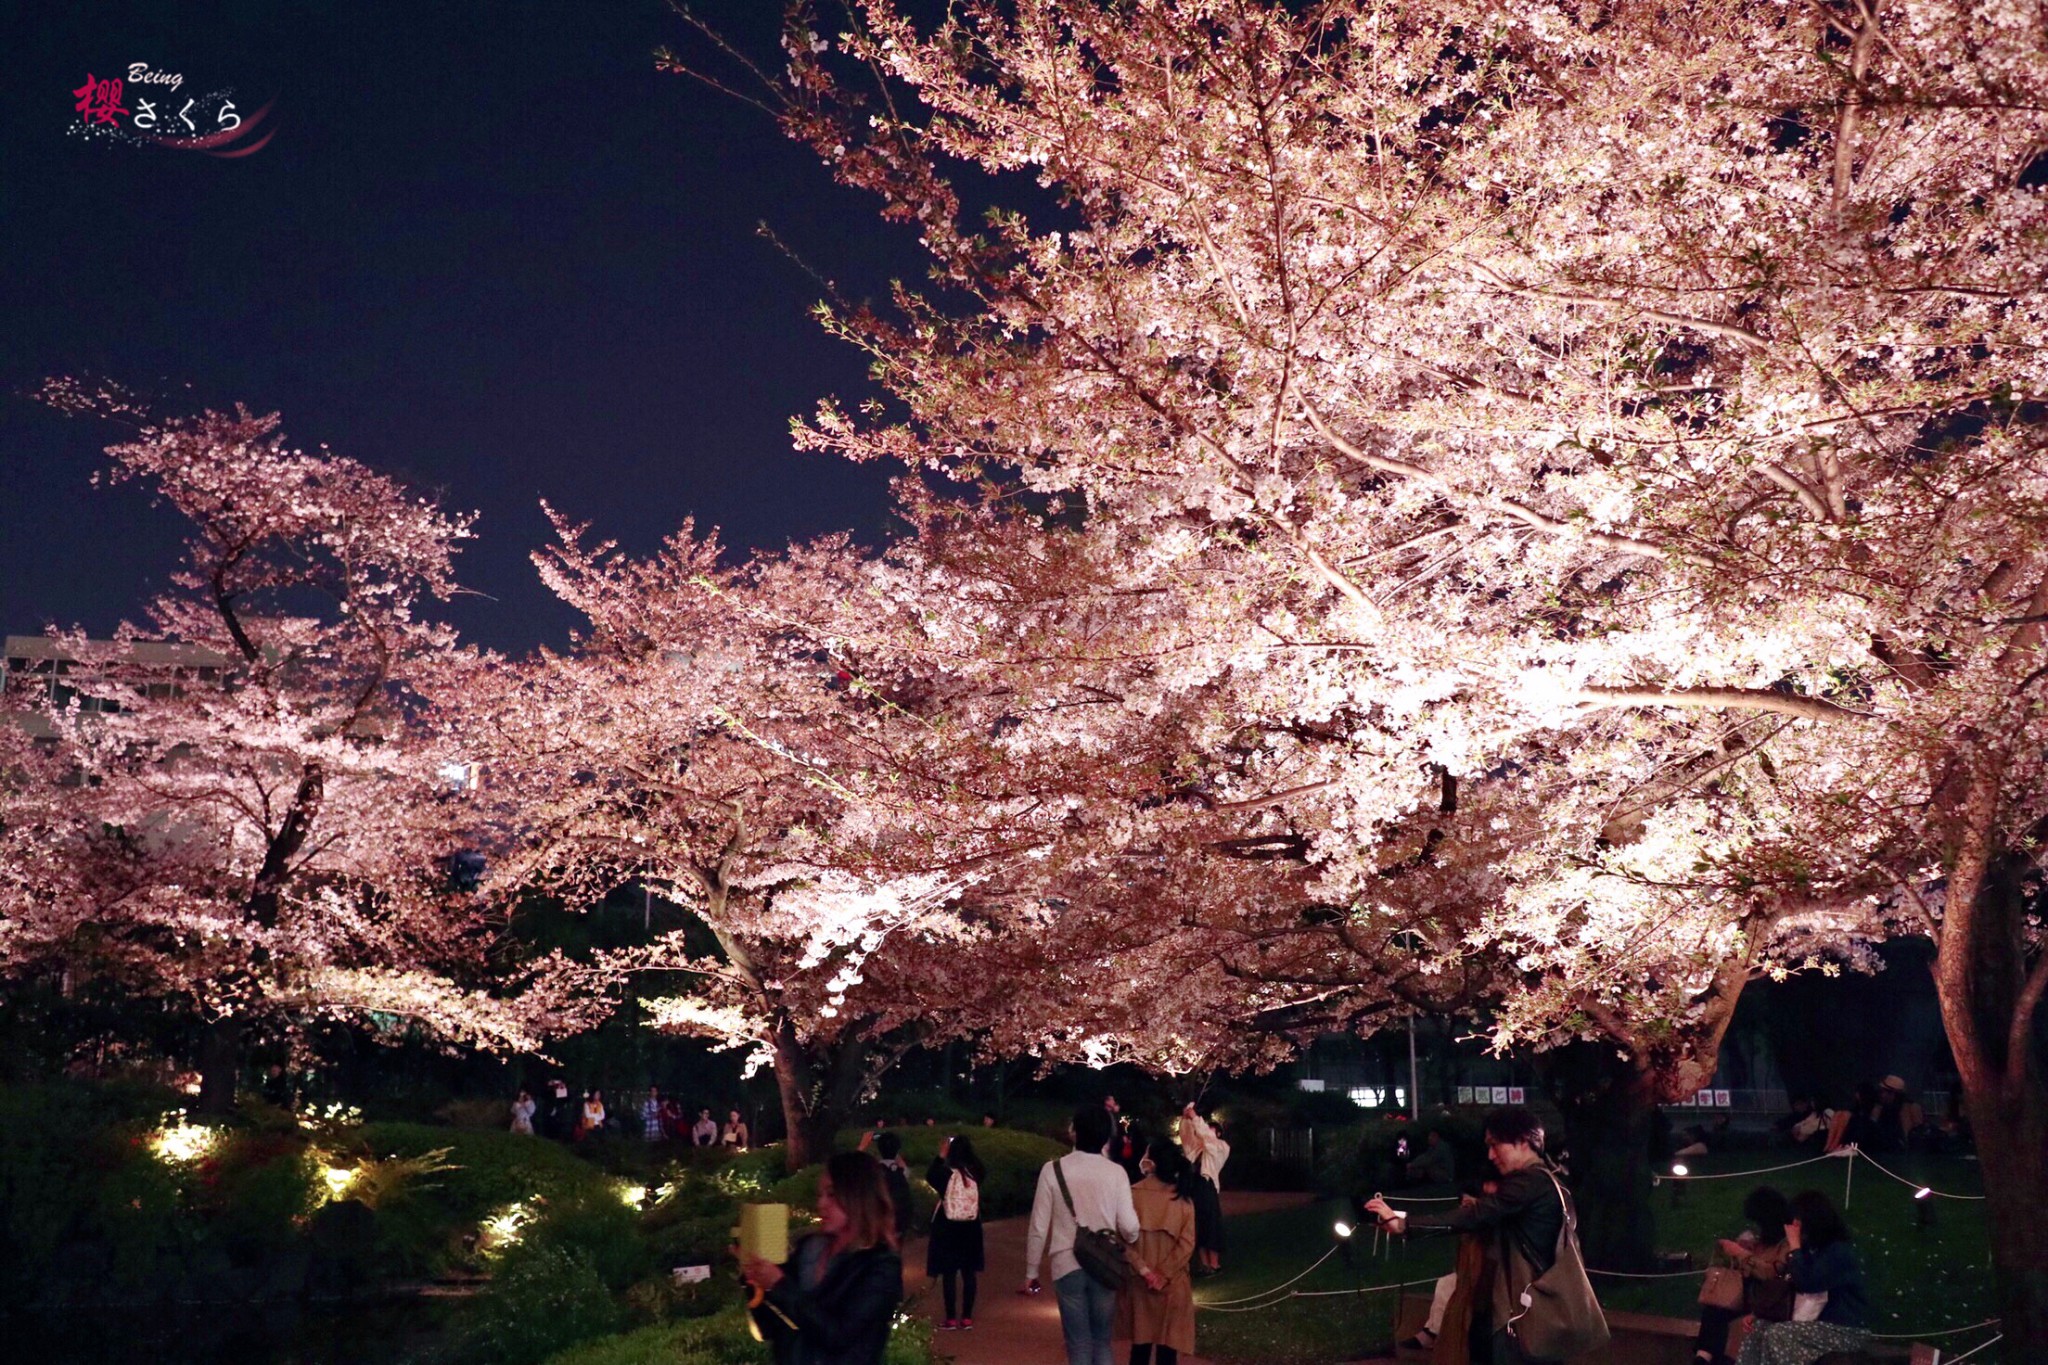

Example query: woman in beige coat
[1118,1138,1198,1365]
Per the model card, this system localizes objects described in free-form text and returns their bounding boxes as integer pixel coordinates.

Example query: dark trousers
[941,1269,977,1319]
[1694,1303,1740,1359]
[1129,1348,1179,1365]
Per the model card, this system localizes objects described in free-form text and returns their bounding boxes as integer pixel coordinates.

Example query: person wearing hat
[1868,1077,1925,1154]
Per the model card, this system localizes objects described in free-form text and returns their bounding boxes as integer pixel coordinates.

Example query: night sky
[0,1,920,653]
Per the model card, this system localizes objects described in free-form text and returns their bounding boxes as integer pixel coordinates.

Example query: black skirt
[925,1212,985,1274]
[1191,1175,1225,1255]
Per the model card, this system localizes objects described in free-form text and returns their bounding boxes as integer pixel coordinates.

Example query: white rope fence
[1868,1317,2003,1340]
[1198,1274,1426,1313]
[1195,1243,1341,1306]
[1937,1333,2003,1363]
[1655,1151,1843,1181]
[1850,1148,1988,1200]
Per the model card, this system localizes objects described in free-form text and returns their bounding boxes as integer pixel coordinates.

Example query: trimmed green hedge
[766,1125,1067,1226]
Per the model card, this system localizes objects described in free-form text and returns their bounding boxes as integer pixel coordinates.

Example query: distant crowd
[507,1079,750,1147]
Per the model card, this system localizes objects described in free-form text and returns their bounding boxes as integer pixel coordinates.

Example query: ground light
[1915,1184,1934,1229]
[147,1112,220,1164]
[1669,1162,1689,1207]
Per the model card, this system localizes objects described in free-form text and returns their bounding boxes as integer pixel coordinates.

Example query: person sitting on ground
[1400,1176,1499,1360]
[982,1113,998,1128]
[1692,1186,1793,1365]
[1871,1075,1926,1153]
[1734,1190,1868,1365]
[577,1089,606,1140]
[927,1132,987,1332]
[1774,1096,1830,1150]
[1367,1107,1597,1365]
[1118,1139,1197,1365]
[723,1108,750,1148]
[1408,1128,1456,1188]
[743,1150,905,1365]
[691,1106,719,1146]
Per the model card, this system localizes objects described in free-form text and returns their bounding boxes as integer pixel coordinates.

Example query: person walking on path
[1025,1106,1141,1365]
[927,1132,987,1331]
[743,1150,905,1365]
[1118,1138,1197,1365]
[1733,1190,1870,1365]
[1367,1106,1596,1365]
[1177,1103,1229,1274]
[509,1088,536,1136]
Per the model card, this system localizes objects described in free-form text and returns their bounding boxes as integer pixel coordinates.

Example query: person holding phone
[742,1151,904,1365]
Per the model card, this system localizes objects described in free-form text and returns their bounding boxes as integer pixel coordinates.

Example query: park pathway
[903,1190,1314,1365]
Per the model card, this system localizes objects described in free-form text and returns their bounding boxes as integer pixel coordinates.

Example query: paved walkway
[903,1191,1314,1365]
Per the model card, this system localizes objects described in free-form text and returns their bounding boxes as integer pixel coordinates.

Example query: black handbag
[1051,1158,1129,1290]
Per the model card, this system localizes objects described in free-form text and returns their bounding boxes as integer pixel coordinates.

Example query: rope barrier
[1196,1243,1339,1306]
[1199,1275,1425,1312]
[1584,1266,1707,1279]
[1849,1148,1987,1200]
[1658,1151,1843,1181]
[1939,1333,2002,1363]
[1867,1317,2003,1340]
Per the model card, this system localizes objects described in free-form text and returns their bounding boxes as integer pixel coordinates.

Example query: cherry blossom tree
[464,511,1084,1167]
[662,0,2048,1344]
[0,394,536,1108]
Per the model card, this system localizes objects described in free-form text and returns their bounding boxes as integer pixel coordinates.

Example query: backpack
[1051,1158,1128,1290]
[942,1167,980,1222]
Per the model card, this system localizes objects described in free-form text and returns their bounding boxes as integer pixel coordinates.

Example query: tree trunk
[1541,1041,1659,1272]
[196,1015,242,1116]
[1932,814,2048,1364]
[1969,1087,2048,1365]
[770,1018,875,1171]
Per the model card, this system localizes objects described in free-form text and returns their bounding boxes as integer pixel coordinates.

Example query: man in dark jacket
[1368,1108,1586,1365]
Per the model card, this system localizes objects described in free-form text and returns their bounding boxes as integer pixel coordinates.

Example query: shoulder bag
[1051,1158,1129,1290]
[1506,1169,1612,1360]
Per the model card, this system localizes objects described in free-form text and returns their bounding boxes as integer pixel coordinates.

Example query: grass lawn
[1197,1152,1995,1364]
[1196,1195,1459,1364]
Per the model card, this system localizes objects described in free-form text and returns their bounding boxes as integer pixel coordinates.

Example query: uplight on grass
[147,1112,219,1163]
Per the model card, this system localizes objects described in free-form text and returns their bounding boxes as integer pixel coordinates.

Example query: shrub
[767,1125,1066,1226]
[467,1242,625,1365]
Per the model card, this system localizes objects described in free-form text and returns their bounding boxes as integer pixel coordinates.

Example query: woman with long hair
[1734,1190,1869,1365]
[1118,1138,1197,1365]
[1694,1187,1793,1365]
[743,1150,905,1365]
[926,1132,987,1330]
[1177,1103,1229,1273]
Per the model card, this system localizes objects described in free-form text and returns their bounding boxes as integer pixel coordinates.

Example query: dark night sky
[0,1,920,653]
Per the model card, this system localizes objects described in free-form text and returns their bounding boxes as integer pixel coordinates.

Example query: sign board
[1490,1086,1509,1105]
[1456,1086,1474,1105]
[1508,1087,1526,1104]
[1697,1090,1716,1108]
[1714,1089,1732,1108]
